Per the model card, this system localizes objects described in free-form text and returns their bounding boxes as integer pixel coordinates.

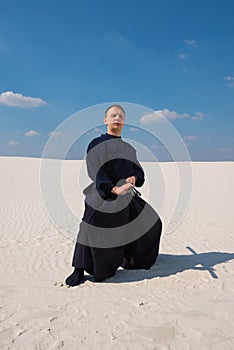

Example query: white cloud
[178,52,187,59]
[185,142,192,147]
[219,147,232,152]
[0,91,47,108]
[191,112,205,120]
[183,135,199,140]
[25,130,41,137]
[224,76,234,87]
[184,39,198,47]
[130,127,138,132]
[106,30,126,44]
[49,131,62,137]
[226,82,234,88]
[49,131,68,139]
[8,140,19,146]
[140,109,205,125]
[140,109,190,124]
[224,76,234,81]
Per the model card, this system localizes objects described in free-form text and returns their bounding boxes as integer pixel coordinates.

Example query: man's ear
[104,117,108,125]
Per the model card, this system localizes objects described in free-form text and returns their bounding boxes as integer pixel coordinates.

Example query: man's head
[104,105,125,136]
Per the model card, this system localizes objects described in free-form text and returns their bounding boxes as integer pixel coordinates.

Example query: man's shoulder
[87,134,105,152]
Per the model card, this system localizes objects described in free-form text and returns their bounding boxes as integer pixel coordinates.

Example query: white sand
[0,157,234,350]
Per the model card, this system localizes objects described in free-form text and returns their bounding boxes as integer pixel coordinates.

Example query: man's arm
[127,148,145,187]
[86,140,115,198]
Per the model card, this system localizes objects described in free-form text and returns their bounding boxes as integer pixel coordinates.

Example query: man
[65,104,162,286]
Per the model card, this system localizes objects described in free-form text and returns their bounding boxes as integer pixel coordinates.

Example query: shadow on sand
[106,246,234,283]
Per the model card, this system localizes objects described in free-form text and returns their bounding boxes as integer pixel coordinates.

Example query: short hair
[105,104,126,118]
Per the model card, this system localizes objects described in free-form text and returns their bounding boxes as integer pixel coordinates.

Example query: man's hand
[126,176,136,186]
[111,182,134,195]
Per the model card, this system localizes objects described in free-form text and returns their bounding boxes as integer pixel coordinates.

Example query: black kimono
[72,133,162,282]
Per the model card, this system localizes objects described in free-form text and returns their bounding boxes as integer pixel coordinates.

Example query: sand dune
[0,157,234,349]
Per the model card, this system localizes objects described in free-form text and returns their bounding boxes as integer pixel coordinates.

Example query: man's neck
[107,130,121,137]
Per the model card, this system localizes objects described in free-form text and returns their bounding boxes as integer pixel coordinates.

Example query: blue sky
[0,0,234,161]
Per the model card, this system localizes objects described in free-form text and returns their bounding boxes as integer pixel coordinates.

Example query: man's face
[104,107,125,134]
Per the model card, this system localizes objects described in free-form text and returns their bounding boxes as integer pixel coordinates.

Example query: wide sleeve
[86,140,115,199]
[132,149,145,187]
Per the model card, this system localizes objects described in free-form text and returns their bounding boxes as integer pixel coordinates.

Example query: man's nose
[114,115,121,122]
